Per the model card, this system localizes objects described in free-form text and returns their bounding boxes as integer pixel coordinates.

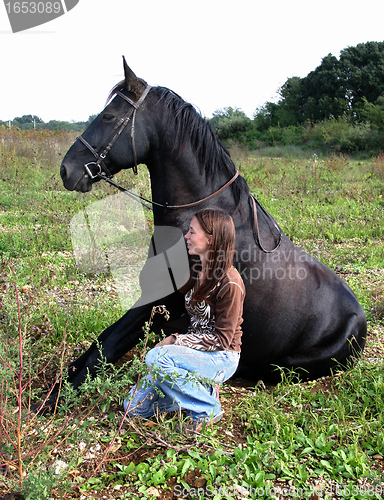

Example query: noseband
[77,84,152,178]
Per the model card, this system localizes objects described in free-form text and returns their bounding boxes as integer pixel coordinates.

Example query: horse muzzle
[60,161,93,192]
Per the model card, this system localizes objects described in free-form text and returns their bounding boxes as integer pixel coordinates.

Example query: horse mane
[155,88,233,173]
[155,87,248,206]
[107,83,247,205]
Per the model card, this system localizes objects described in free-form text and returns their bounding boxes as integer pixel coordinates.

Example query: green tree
[42,120,86,132]
[13,115,44,130]
[253,101,280,130]
[209,107,253,142]
[253,78,304,131]
[301,54,347,121]
[361,95,384,130]
[253,41,384,131]
[276,76,303,125]
[339,41,384,118]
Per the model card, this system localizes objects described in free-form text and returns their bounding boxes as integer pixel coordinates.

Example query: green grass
[0,129,152,344]
[236,364,384,486]
[73,362,384,499]
[0,134,383,498]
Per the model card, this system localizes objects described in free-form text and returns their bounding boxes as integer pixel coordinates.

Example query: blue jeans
[123,346,240,421]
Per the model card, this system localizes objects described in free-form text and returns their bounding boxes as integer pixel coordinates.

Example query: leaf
[165,466,178,478]
[86,477,102,485]
[315,434,326,450]
[152,470,165,485]
[320,459,332,470]
[209,463,217,481]
[301,447,314,455]
[181,458,192,477]
[125,462,136,474]
[254,471,265,486]
[345,464,354,476]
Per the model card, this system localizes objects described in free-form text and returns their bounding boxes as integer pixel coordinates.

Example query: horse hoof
[30,394,60,415]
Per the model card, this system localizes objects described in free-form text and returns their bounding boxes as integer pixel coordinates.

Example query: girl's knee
[145,347,159,367]
[146,346,176,371]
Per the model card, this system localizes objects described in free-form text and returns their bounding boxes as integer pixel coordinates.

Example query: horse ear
[122,56,146,96]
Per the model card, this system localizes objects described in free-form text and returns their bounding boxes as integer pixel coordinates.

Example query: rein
[97,169,281,252]
[249,195,281,253]
[77,85,281,252]
[96,169,240,212]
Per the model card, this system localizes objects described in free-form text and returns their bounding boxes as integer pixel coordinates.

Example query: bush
[225,112,384,155]
[209,107,253,143]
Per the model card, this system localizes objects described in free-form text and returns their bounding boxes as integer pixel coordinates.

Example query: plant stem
[10,263,24,482]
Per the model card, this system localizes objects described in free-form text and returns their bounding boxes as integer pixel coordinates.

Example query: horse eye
[102,113,115,123]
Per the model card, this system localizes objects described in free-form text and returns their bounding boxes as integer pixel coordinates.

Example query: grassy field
[0,130,383,499]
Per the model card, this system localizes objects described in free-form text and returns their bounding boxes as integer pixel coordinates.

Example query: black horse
[59,59,366,389]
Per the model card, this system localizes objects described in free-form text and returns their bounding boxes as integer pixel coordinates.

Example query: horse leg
[67,295,188,389]
[67,304,152,388]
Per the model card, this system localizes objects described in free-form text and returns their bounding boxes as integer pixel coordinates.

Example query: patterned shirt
[174,267,245,352]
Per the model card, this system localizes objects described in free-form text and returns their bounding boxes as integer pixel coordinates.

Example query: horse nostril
[60,164,68,181]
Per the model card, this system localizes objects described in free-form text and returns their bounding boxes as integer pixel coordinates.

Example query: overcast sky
[1,0,384,123]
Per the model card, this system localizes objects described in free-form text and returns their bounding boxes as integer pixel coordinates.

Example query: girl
[124,208,245,433]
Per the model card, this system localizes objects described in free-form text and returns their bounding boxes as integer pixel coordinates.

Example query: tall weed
[371,151,384,180]
[325,153,349,172]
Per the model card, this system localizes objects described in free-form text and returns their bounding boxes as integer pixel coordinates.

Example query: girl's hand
[156,335,176,347]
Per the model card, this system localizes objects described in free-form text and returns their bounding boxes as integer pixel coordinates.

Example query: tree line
[209,41,384,154]
[0,114,97,132]
[3,41,384,154]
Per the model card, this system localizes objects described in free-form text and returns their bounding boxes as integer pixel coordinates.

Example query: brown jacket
[174,267,245,352]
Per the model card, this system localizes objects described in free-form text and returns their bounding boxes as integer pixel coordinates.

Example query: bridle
[76,85,281,252]
[77,84,152,178]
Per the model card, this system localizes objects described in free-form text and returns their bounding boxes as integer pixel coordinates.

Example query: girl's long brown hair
[180,208,236,301]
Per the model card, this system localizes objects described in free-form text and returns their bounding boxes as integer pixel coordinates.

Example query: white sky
[1,0,384,123]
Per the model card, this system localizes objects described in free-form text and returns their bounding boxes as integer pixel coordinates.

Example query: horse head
[60,58,152,192]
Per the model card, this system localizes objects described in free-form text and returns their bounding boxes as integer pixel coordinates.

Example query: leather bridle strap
[249,194,281,252]
[77,135,114,177]
[78,85,152,178]
[164,170,239,210]
[98,169,240,212]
